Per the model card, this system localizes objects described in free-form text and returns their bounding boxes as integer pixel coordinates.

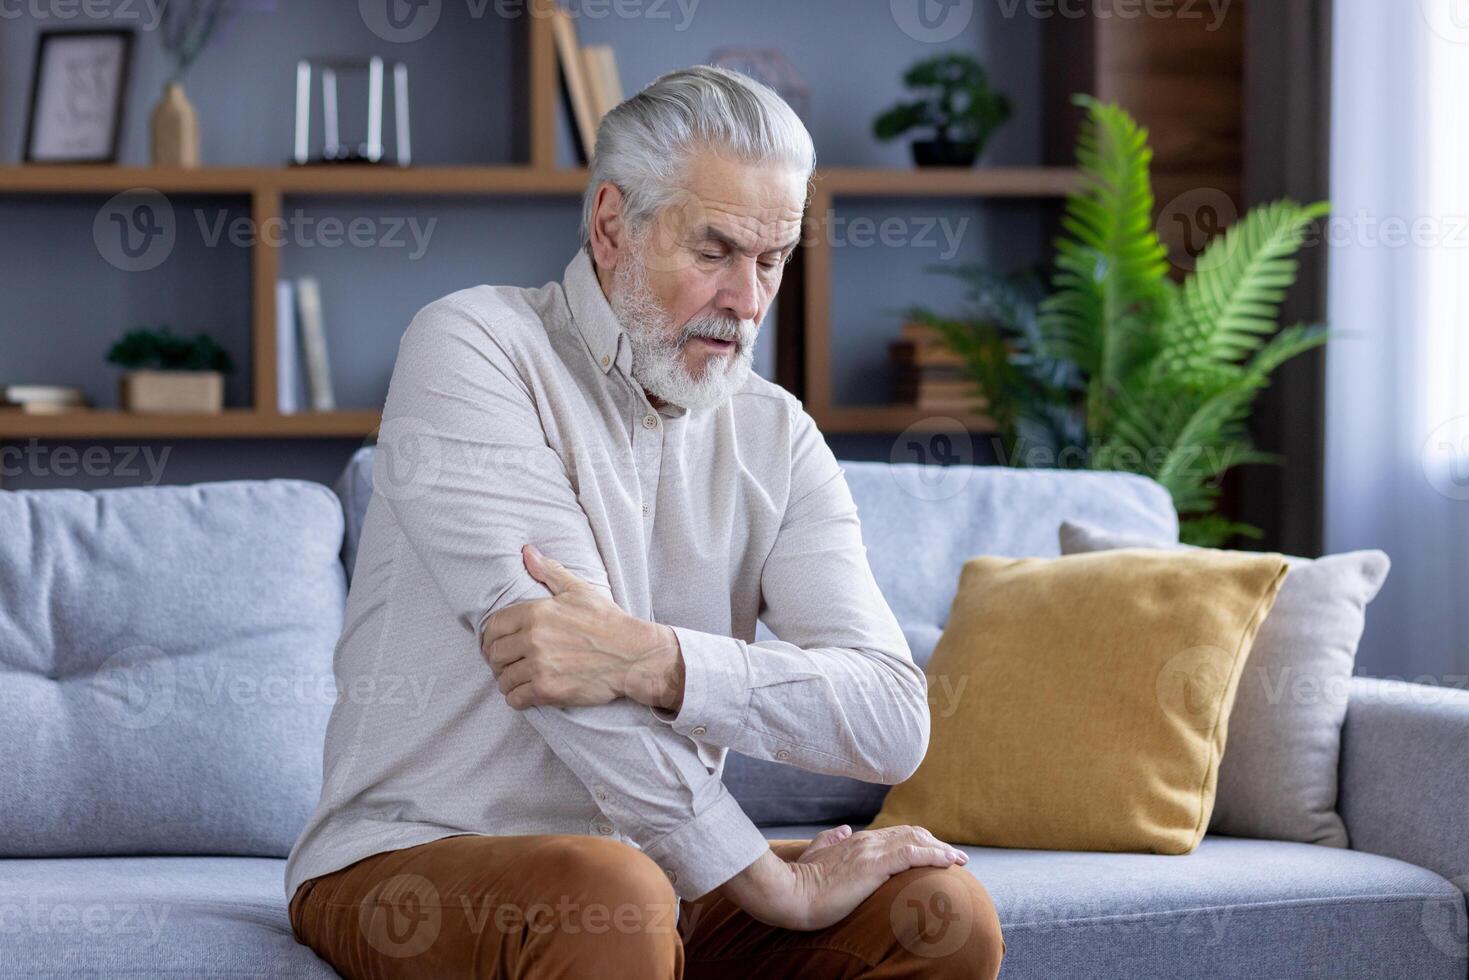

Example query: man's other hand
[480,545,686,711]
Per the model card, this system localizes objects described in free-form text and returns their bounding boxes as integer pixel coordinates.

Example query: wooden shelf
[0,165,1076,199]
[0,165,592,197]
[814,405,997,435]
[0,409,381,439]
[816,166,1078,198]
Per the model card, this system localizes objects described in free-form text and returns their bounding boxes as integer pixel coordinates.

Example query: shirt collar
[563,247,624,376]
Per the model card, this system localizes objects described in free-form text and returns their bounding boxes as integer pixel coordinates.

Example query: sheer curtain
[1326,1,1469,681]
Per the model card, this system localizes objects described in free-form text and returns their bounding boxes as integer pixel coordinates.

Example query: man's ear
[588,181,627,272]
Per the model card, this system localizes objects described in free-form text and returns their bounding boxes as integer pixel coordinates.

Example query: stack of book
[0,384,90,414]
[275,276,336,414]
[551,9,624,163]
[890,322,987,413]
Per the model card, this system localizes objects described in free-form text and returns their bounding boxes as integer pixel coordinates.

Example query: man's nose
[717,260,763,324]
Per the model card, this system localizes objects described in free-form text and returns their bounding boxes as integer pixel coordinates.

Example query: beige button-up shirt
[284,248,928,902]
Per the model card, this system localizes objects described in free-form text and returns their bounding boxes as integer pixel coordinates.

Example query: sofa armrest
[1340,676,1469,885]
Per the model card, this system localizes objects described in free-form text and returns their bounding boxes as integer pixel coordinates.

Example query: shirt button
[691,726,707,737]
[594,788,609,802]
[775,749,791,761]
[597,823,614,836]
[600,354,610,367]
[643,414,658,429]
[641,503,650,516]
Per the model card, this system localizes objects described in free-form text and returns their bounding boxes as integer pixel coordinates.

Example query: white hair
[580,64,816,248]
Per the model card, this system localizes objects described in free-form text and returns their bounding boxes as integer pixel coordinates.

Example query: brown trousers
[289,834,1006,979]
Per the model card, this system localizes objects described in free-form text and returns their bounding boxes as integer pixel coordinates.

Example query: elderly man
[285,65,1005,979]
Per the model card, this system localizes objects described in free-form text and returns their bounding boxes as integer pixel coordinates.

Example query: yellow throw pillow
[872,548,1289,853]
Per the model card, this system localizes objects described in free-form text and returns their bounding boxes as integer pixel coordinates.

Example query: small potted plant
[873,54,1013,168]
[107,327,235,414]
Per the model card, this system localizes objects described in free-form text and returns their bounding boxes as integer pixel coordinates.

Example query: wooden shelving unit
[0,0,1078,442]
[0,409,383,440]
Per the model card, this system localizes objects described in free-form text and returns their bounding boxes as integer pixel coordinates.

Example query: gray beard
[609,253,757,412]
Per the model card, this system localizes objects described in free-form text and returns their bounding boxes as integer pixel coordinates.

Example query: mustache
[679,314,754,347]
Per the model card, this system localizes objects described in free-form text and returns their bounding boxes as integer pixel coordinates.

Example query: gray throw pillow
[1059,521,1389,848]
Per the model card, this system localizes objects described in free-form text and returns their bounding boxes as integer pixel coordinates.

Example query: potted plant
[873,54,1012,167]
[907,96,1329,546]
[107,327,235,414]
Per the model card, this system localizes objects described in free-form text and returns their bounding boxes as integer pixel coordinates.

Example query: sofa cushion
[0,856,338,978]
[0,480,345,858]
[872,549,1289,852]
[761,828,1466,979]
[1061,521,1391,848]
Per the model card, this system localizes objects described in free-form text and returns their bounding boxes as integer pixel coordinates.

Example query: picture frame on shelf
[24,29,135,164]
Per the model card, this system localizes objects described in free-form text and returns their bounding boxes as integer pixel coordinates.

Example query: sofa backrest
[336,447,1179,665]
[0,480,345,858]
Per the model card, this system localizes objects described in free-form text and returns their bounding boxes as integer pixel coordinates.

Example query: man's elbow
[874,673,931,785]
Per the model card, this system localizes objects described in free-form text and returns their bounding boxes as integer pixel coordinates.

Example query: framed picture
[24,29,135,164]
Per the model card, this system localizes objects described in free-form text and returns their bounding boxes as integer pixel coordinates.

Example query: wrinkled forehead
[670,152,809,252]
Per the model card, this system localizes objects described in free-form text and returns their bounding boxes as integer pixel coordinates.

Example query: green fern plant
[912,96,1328,546]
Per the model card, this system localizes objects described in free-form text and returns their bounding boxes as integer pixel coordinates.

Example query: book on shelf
[551,9,599,164]
[582,44,624,121]
[0,384,89,413]
[889,320,987,411]
[550,12,623,164]
[276,279,303,414]
[294,277,336,412]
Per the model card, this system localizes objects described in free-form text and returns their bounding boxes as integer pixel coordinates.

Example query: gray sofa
[2,448,1466,979]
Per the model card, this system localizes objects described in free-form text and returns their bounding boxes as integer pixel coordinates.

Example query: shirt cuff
[666,626,753,746]
[639,788,771,900]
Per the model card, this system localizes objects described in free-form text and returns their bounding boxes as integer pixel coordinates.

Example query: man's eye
[699,251,723,262]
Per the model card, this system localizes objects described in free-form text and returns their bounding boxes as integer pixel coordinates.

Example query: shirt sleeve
[659,405,931,786]
[373,297,769,899]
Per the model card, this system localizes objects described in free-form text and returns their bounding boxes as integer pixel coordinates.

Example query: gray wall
[1,0,1047,490]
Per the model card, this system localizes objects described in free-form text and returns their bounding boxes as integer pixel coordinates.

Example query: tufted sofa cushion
[334,449,1179,825]
[0,480,346,858]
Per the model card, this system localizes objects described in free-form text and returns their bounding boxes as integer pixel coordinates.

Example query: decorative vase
[911,138,980,168]
[120,370,223,413]
[150,82,200,168]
